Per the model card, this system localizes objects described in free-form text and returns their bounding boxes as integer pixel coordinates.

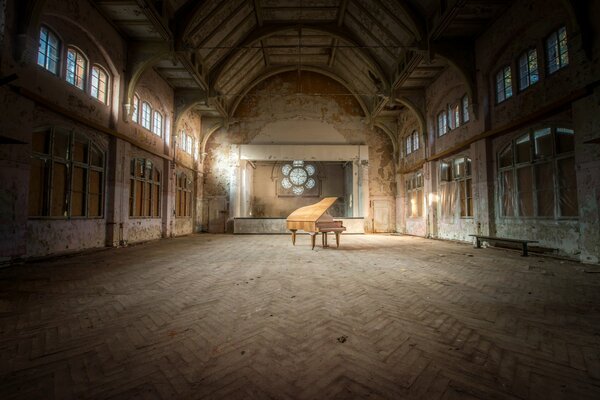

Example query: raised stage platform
[233,217,365,234]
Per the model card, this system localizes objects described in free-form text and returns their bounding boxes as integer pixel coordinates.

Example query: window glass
[406,135,412,155]
[535,163,555,217]
[556,128,575,153]
[37,26,60,74]
[141,102,152,130]
[515,134,531,163]
[499,144,513,168]
[152,111,163,136]
[558,157,578,216]
[519,49,539,91]
[496,66,513,103]
[462,95,469,123]
[501,170,514,217]
[132,96,140,123]
[412,131,419,151]
[66,48,87,90]
[517,166,534,217]
[547,27,569,74]
[534,128,553,158]
[91,66,109,104]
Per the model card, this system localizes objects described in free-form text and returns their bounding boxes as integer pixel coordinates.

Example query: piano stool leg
[335,232,340,248]
[310,233,316,250]
[323,232,328,248]
[321,232,325,247]
[290,230,297,245]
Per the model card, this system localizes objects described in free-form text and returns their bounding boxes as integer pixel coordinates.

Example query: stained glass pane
[292,186,304,195]
[281,177,292,189]
[306,178,316,189]
[281,164,292,176]
[305,164,316,176]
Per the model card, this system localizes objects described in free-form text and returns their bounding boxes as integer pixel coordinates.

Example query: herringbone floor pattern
[1,234,600,399]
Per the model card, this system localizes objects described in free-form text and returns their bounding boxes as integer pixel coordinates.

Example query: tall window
[29,129,104,218]
[37,26,60,75]
[405,131,419,155]
[462,95,470,123]
[437,111,448,136]
[518,49,539,91]
[176,173,192,217]
[129,158,161,218]
[132,95,140,123]
[406,172,424,218]
[449,103,460,130]
[496,66,513,103]
[178,131,194,154]
[498,126,577,218]
[546,26,569,74]
[152,111,163,136]
[439,157,473,218]
[141,102,152,130]
[66,48,87,90]
[90,66,109,104]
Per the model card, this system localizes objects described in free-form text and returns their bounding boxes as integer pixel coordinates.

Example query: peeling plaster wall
[204,72,396,232]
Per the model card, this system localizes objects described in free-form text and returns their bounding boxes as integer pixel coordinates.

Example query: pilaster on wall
[573,89,600,264]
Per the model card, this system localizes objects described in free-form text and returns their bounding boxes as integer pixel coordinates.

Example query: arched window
[405,131,420,155]
[152,111,163,136]
[90,65,109,104]
[37,26,60,75]
[66,47,87,90]
[132,94,140,123]
[176,173,192,217]
[141,102,152,130]
[498,126,577,218]
[129,158,161,217]
[29,129,104,218]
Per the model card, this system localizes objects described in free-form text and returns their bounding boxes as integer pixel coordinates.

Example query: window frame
[406,171,424,219]
[37,25,61,75]
[90,64,110,105]
[461,95,470,124]
[518,48,540,91]
[497,125,577,220]
[546,26,569,75]
[129,158,162,218]
[439,156,473,219]
[437,110,448,137]
[65,46,88,91]
[495,65,513,104]
[152,110,163,137]
[175,172,193,218]
[132,94,140,123]
[28,128,105,219]
[141,101,152,130]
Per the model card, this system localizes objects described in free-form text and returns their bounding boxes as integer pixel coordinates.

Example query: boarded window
[176,172,192,217]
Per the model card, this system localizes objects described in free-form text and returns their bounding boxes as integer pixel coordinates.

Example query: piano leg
[310,233,316,250]
[290,230,297,245]
[335,232,340,248]
[322,232,329,248]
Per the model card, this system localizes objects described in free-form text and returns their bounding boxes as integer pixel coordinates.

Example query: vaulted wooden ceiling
[93,0,513,117]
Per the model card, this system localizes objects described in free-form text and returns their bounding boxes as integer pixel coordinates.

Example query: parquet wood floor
[1,234,600,399]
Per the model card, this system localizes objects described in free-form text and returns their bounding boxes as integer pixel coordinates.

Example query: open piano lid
[286,197,338,222]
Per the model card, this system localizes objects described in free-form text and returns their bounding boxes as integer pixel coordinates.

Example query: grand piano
[286,197,346,249]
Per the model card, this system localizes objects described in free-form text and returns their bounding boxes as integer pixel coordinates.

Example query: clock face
[289,167,308,185]
[280,161,316,195]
